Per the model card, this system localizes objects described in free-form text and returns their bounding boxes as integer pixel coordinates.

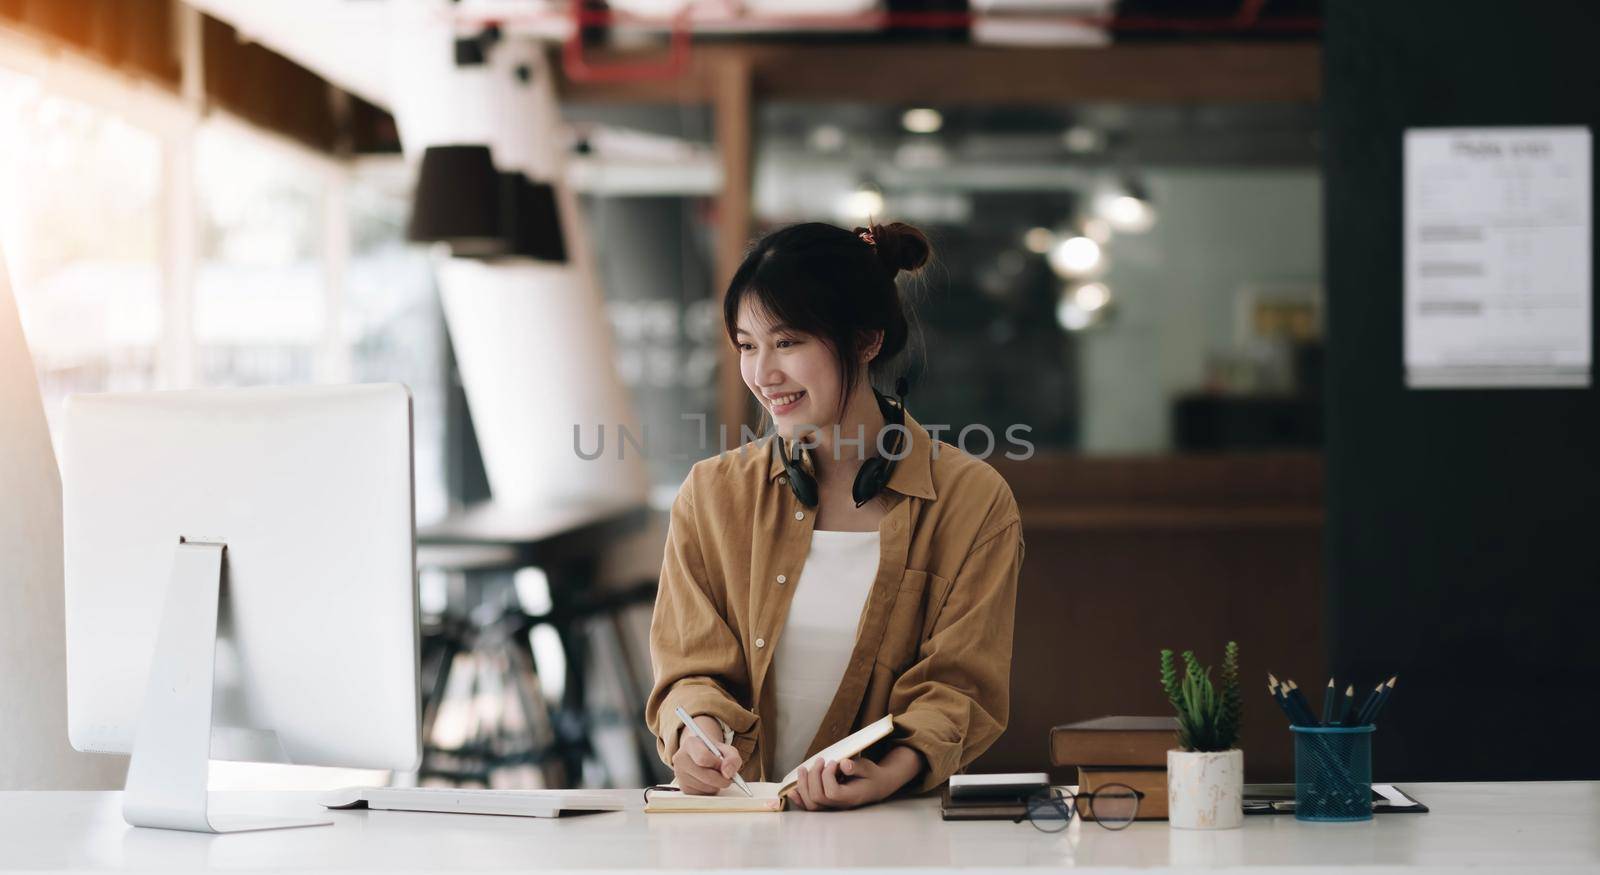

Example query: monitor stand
[121,539,333,833]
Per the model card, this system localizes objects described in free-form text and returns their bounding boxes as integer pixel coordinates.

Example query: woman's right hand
[672,715,744,795]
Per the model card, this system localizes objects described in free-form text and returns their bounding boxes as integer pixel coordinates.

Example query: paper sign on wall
[1404,127,1591,388]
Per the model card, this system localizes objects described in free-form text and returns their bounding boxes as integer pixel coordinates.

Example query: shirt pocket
[874,569,952,674]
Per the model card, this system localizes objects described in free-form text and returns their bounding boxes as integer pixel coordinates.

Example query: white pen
[674,706,752,797]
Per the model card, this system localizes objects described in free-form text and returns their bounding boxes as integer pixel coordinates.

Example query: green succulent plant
[1159,641,1242,752]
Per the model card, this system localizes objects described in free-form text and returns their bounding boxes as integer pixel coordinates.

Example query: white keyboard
[320,786,626,818]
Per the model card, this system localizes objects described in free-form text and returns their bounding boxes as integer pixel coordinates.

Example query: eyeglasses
[1013,785,1146,832]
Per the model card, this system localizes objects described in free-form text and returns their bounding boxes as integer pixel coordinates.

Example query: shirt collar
[765,408,937,501]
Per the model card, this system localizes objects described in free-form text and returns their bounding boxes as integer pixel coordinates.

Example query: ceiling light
[1071,281,1112,312]
[1023,227,1056,254]
[1056,297,1095,332]
[1047,235,1102,279]
[407,145,505,257]
[837,182,884,223]
[1095,179,1156,233]
[809,124,845,152]
[902,108,943,134]
[1062,126,1104,154]
[1056,284,1113,333]
[1081,217,1113,244]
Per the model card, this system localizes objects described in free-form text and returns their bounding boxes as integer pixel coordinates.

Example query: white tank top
[769,528,882,774]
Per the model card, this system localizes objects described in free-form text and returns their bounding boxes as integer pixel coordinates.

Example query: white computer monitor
[61,384,421,833]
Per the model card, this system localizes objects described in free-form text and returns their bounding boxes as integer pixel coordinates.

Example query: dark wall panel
[1324,1,1600,781]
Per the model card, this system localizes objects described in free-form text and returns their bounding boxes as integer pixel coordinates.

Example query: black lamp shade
[498,173,568,263]
[408,145,505,257]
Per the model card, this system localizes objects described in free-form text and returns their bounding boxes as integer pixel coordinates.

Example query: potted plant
[1159,642,1243,829]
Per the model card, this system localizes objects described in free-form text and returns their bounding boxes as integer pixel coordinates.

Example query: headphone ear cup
[852,458,888,507]
[781,439,820,507]
[789,466,819,507]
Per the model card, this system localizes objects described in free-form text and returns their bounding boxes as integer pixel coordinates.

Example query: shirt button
[779,476,787,484]
[755,638,766,648]
[794,511,804,521]
[776,574,787,584]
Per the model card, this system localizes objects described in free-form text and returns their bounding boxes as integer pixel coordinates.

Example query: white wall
[0,249,126,789]
[1079,169,1322,453]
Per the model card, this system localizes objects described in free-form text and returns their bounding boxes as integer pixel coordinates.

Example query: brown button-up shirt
[646,410,1024,794]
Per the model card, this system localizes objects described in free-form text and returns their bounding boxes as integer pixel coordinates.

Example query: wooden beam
[558,41,1320,104]
[711,50,755,446]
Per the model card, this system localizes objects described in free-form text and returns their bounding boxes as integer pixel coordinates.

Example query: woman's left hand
[787,748,918,811]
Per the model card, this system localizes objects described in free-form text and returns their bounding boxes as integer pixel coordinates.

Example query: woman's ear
[859,329,884,364]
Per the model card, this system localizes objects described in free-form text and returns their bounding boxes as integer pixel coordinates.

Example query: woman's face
[735,298,842,438]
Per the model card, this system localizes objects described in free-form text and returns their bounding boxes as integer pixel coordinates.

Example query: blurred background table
[415,499,655,789]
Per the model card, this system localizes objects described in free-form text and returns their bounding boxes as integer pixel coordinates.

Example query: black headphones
[775,378,910,509]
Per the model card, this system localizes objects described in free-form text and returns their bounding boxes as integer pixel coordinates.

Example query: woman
[646,221,1024,810]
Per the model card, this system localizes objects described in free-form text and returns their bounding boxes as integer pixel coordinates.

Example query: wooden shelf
[557,41,1320,105]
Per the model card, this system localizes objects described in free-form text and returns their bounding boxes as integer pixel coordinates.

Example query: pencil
[1267,674,1290,719]
[1267,679,1295,722]
[1366,676,1398,725]
[1354,682,1384,726]
[1335,684,1356,726]
[1285,681,1317,726]
[1322,678,1337,726]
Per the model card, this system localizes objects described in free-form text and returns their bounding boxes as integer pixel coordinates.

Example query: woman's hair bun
[858,221,932,276]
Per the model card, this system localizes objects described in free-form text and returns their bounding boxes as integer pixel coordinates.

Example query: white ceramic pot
[1167,748,1244,830]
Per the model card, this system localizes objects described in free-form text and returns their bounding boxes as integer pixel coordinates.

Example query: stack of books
[1049,716,1178,821]
[939,773,1050,821]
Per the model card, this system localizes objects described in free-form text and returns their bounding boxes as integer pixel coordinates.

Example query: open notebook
[645,715,895,812]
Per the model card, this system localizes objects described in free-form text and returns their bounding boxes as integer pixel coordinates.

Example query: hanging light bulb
[1023,226,1056,255]
[1094,177,1156,234]
[837,180,884,223]
[901,108,943,134]
[1055,297,1095,332]
[1081,216,1113,244]
[809,124,845,153]
[1062,125,1104,155]
[1071,281,1112,312]
[1047,235,1103,279]
[1056,282,1114,332]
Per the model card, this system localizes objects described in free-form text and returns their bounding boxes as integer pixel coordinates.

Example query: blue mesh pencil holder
[1291,725,1374,822]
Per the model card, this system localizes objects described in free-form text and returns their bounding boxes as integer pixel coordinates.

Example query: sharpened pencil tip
[1327,678,1336,688]
[1346,685,1355,695]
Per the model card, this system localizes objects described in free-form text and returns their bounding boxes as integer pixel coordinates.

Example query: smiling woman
[726,221,927,431]
[646,220,1025,812]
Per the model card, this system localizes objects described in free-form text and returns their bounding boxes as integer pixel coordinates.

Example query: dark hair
[723,221,932,424]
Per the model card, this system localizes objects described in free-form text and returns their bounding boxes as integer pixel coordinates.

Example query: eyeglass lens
[1087,783,1140,830]
[1024,785,1141,832]
[1024,790,1074,833]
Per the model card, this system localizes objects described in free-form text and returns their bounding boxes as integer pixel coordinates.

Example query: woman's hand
[672,716,743,795]
[787,745,922,811]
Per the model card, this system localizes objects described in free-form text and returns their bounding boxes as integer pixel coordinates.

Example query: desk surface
[2,783,1596,873]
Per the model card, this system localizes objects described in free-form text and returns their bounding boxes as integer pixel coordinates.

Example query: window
[1,48,448,522]
[344,157,449,524]
[0,65,162,441]
[194,121,328,388]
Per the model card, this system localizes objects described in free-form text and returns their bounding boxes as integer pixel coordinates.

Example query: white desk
[1,783,1596,873]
